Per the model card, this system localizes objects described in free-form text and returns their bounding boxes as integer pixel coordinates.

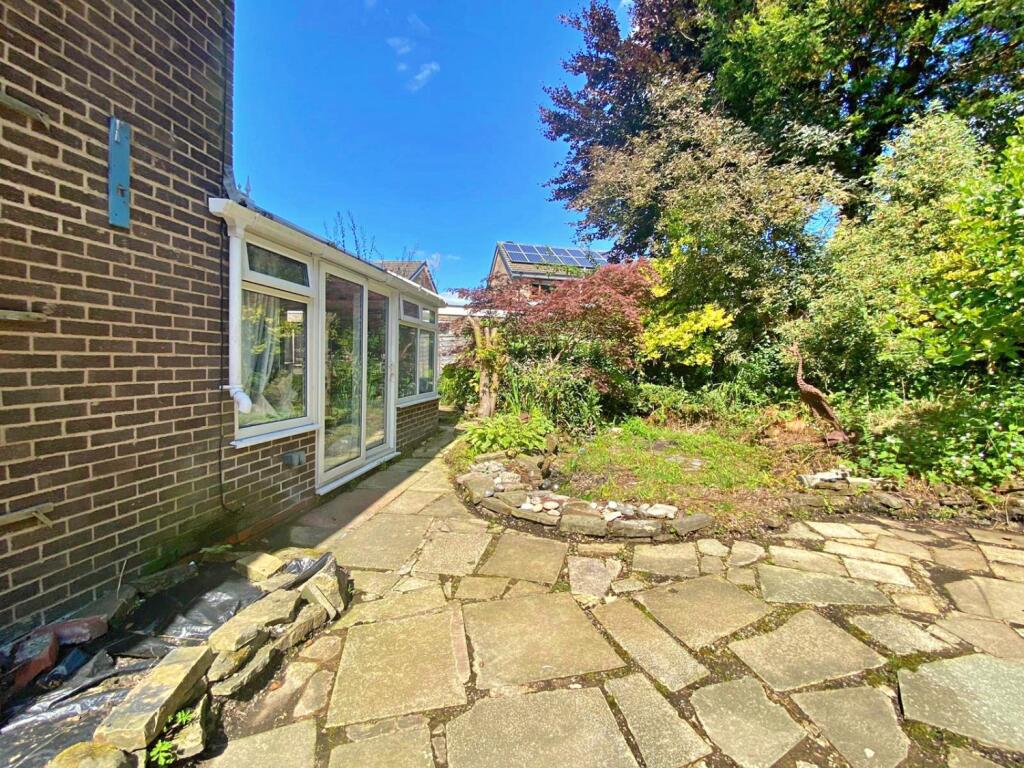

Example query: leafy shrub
[501,361,603,434]
[850,377,1024,487]
[925,121,1024,371]
[464,412,555,456]
[439,364,478,411]
[635,383,691,422]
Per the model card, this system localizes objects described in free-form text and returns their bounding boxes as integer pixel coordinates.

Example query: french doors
[319,266,394,486]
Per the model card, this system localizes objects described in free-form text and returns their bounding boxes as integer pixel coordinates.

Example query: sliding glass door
[320,269,393,485]
[365,291,388,451]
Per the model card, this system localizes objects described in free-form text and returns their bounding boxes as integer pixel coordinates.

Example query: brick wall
[0,0,317,632]
[396,399,439,452]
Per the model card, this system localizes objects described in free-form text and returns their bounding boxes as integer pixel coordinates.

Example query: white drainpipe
[224,223,253,413]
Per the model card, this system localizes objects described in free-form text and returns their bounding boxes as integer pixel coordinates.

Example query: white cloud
[439,291,469,307]
[364,0,377,7]
[386,36,413,56]
[396,62,408,72]
[407,13,429,35]
[408,61,440,92]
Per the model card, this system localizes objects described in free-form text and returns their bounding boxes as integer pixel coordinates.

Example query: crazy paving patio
[202,427,1024,768]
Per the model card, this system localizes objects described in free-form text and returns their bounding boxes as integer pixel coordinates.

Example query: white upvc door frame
[316,263,398,492]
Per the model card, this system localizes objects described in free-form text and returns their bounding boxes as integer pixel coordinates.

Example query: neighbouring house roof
[377,259,438,293]
[489,241,609,283]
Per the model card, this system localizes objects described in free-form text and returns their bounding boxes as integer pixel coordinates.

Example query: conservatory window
[240,290,308,428]
[237,239,313,439]
[247,243,309,286]
[397,294,438,402]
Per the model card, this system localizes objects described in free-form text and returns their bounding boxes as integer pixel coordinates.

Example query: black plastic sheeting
[128,563,264,641]
[0,562,267,768]
[0,688,134,767]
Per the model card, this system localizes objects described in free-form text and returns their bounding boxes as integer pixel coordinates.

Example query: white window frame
[235,237,317,443]
[397,293,439,406]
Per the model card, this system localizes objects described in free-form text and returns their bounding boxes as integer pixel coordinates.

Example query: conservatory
[211,198,445,494]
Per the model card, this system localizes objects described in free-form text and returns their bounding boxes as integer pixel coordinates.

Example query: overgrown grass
[563,417,775,504]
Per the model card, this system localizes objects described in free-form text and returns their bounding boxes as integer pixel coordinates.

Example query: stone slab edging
[454,457,713,541]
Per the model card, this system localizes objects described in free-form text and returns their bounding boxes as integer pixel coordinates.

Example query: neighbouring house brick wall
[396,400,439,452]
[0,0,317,632]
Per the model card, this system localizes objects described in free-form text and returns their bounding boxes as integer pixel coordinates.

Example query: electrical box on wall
[107,117,131,228]
[282,450,306,468]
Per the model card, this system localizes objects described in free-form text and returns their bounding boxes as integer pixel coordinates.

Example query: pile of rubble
[455,455,713,540]
[1,548,350,768]
[788,468,1024,520]
[786,468,909,516]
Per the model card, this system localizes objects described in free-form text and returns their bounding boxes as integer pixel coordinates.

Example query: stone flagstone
[806,521,865,539]
[336,584,447,628]
[823,540,911,567]
[207,719,317,768]
[899,653,1024,752]
[729,610,884,690]
[462,592,623,688]
[329,514,432,570]
[691,677,804,768]
[567,556,621,603]
[592,599,708,690]
[842,557,915,587]
[94,645,212,750]
[293,669,334,719]
[792,687,909,768]
[420,492,475,517]
[446,688,638,768]
[945,576,1024,625]
[635,576,769,648]
[947,747,1003,768]
[937,613,1024,660]
[326,606,467,727]
[980,544,1024,567]
[328,723,435,768]
[758,564,889,606]
[349,569,402,597]
[413,531,491,576]
[383,490,443,515]
[605,674,711,768]
[875,534,931,561]
[931,546,990,572]
[728,540,766,567]
[478,532,567,584]
[968,528,1024,549]
[455,575,508,601]
[631,543,699,578]
[851,613,949,655]
[768,545,847,576]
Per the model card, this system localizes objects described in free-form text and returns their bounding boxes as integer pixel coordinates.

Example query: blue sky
[233,1,629,294]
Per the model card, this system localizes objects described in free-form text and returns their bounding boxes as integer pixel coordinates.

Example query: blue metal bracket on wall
[107,116,131,228]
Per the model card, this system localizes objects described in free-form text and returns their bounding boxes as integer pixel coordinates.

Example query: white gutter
[210,197,445,307]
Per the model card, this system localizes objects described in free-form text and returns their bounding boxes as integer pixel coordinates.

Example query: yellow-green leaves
[643,304,733,367]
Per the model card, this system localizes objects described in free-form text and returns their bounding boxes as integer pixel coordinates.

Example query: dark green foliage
[439,364,479,411]
[843,377,1024,487]
[501,361,604,435]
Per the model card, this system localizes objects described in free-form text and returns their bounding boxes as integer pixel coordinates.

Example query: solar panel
[500,241,609,270]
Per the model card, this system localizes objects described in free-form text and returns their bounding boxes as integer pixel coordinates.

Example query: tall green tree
[925,121,1024,372]
[543,0,1024,251]
[793,109,988,389]
[579,78,839,367]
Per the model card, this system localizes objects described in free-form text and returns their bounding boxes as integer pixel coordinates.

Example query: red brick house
[0,0,443,632]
